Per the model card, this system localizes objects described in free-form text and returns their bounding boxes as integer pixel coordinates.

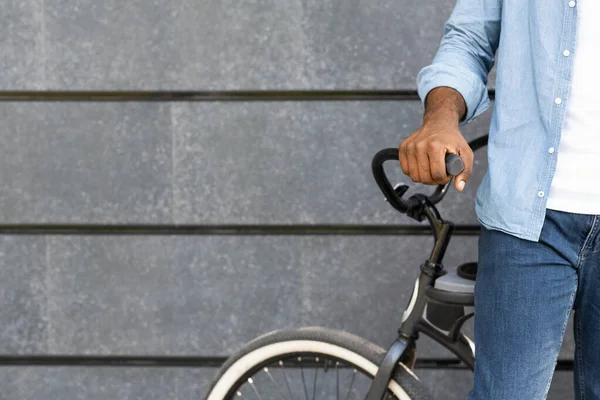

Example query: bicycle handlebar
[372,149,465,214]
[373,134,489,216]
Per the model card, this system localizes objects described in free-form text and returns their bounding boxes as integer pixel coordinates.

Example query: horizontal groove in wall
[0,90,495,102]
[0,224,481,236]
[0,355,572,370]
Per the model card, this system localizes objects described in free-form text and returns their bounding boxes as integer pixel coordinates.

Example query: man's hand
[399,87,473,192]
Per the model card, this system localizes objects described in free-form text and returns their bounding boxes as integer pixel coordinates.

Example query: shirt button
[555,97,562,104]
[549,147,555,154]
[569,1,576,7]
[563,49,570,57]
[538,191,545,198]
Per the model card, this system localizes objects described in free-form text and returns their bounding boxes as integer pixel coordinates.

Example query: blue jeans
[469,209,600,400]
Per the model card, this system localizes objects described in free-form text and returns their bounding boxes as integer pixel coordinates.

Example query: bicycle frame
[365,204,474,400]
[401,198,475,369]
[365,135,488,400]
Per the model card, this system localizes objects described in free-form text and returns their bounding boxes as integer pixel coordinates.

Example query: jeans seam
[544,285,577,398]
[576,216,598,269]
[576,311,586,400]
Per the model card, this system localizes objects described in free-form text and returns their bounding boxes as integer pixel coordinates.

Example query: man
[401,0,600,398]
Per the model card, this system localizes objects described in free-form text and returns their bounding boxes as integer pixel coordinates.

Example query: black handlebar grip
[445,153,465,176]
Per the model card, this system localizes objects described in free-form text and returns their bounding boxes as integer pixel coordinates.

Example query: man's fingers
[429,146,450,185]
[415,142,435,184]
[407,150,421,183]
[399,142,410,176]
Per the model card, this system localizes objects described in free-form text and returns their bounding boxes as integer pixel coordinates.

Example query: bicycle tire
[204,326,433,400]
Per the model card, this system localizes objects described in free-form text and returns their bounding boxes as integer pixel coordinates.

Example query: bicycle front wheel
[204,326,432,400]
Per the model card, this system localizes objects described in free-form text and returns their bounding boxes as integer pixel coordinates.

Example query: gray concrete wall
[0,0,573,399]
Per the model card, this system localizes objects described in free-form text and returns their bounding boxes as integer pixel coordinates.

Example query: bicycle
[204,135,489,400]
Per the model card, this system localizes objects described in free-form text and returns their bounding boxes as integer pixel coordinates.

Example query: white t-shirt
[546,0,600,215]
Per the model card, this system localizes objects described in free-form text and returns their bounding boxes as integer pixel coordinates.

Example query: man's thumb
[454,172,469,191]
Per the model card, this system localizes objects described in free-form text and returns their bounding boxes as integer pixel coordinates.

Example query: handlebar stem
[407,194,453,264]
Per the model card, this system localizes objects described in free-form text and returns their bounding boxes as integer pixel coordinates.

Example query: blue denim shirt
[416,0,579,242]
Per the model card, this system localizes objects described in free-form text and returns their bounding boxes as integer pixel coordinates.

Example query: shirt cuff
[416,63,491,127]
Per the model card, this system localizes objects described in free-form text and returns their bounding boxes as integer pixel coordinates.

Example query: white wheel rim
[206,340,413,400]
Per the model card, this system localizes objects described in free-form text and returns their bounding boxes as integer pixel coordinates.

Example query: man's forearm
[423,86,468,126]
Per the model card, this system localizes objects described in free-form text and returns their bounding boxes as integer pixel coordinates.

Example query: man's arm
[423,86,467,126]
[399,0,502,191]
[418,0,502,125]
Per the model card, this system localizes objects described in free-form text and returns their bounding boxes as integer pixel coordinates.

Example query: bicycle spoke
[248,378,265,400]
[343,369,357,400]
[336,362,340,400]
[263,367,290,400]
[299,357,310,400]
[311,357,319,400]
[279,360,295,400]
